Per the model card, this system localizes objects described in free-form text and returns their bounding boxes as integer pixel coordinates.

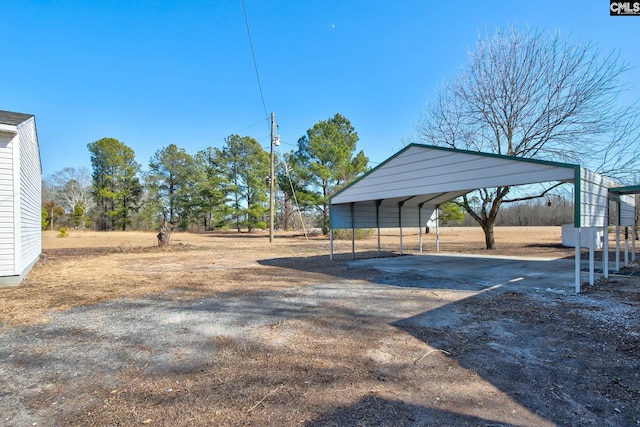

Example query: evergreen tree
[295,113,368,234]
[194,147,230,230]
[220,135,269,232]
[147,144,198,229]
[87,138,142,231]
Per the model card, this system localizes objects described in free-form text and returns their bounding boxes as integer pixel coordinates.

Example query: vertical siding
[16,118,42,274]
[0,133,15,276]
[619,194,636,226]
[580,169,613,228]
[330,203,352,229]
[400,203,421,228]
[378,203,401,228]
[353,201,377,228]
[579,169,634,228]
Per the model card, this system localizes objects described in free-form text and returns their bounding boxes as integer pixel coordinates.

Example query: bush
[41,207,49,231]
[332,228,374,240]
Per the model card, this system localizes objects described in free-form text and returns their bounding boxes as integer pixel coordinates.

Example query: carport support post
[329,228,334,261]
[376,200,382,257]
[624,227,629,267]
[632,225,636,262]
[350,202,355,260]
[398,201,404,256]
[615,224,620,271]
[351,228,355,260]
[603,224,609,279]
[575,227,581,293]
[616,201,621,271]
[435,205,440,252]
[589,228,595,287]
[418,202,424,254]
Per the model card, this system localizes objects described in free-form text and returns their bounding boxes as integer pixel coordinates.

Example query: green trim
[407,143,581,170]
[609,184,640,195]
[574,167,581,228]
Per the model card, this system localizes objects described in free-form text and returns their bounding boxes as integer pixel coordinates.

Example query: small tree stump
[157,222,171,247]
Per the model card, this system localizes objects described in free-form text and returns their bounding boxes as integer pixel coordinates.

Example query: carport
[329,144,637,293]
[608,185,639,272]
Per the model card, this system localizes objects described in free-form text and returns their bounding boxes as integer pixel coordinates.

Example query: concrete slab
[348,253,589,293]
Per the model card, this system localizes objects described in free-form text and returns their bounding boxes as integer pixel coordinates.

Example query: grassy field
[0,226,592,326]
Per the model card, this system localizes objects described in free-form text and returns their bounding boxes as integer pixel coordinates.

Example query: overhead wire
[241,0,269,120]
[271,127,310,240]
[284,160,309,241]
[192,1,271,155]
[241,1,308,238]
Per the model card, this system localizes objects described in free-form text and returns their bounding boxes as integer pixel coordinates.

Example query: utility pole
[269,112,275,243]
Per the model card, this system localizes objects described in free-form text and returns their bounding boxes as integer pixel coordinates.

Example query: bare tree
[50,167,95,229]
[416,27,639,249]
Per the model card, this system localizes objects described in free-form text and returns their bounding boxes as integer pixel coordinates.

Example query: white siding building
[0,110,42,286]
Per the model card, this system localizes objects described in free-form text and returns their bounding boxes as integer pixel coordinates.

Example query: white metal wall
[17,118,42,275]
[619,194,636,226]
[331,201,436,229]
[578,169,636,228]
[0,132,15,276]
[579,169,613,227]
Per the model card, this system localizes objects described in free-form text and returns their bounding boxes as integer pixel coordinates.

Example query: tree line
[42,27,639,244]
[43,113,369,233]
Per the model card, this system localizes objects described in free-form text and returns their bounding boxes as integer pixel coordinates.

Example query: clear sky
[2,1,639,178]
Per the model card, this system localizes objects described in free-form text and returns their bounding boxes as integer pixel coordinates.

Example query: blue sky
[2,1,639,178]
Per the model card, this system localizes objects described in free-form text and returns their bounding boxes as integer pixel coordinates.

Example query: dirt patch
[1,228,639,426]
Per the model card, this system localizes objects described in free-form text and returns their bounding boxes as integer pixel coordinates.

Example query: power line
[241,0,269,119]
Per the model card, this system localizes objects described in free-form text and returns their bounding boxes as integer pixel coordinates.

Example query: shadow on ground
[259,251,579,292]
[4,248,637,425]
[392,280,640,426]
[259,252,493,292]
[306,395,509,427]
[261,252,640,426]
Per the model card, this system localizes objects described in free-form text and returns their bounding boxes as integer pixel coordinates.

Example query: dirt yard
[1,227,638,426]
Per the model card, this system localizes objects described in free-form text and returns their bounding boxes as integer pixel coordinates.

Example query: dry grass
[0,227,576,327]
[3,227,638,426]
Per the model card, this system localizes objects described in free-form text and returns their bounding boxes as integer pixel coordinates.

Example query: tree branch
[503,182,565,203]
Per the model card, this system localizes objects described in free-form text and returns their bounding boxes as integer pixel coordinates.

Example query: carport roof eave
[330,143,581,206]
[609,184,640,195]
[331,190,472,207]
[404,143,581,170]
